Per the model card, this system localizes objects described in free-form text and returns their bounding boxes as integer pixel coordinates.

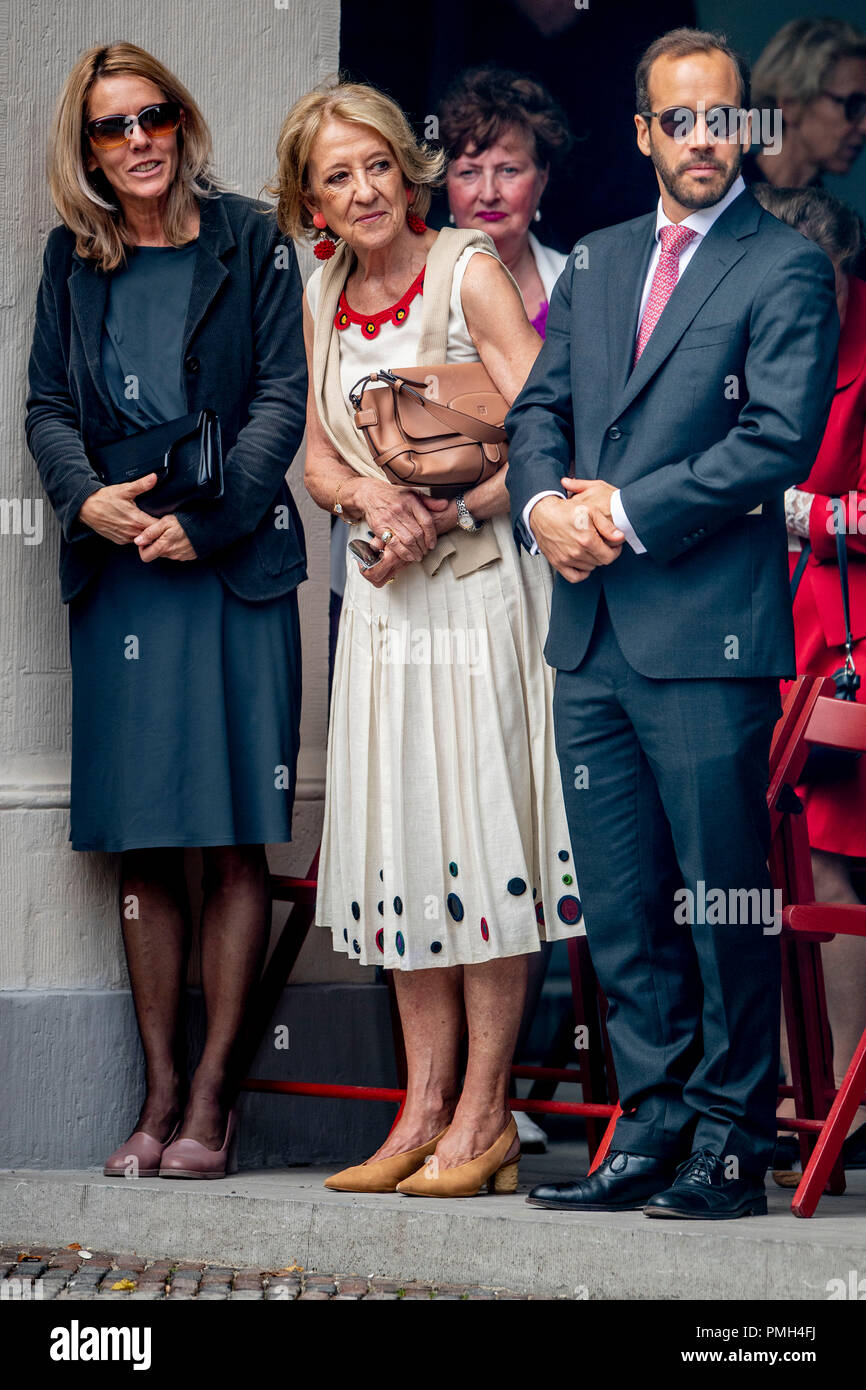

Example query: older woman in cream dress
[273,81,584,1197]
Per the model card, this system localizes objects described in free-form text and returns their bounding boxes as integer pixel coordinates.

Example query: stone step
[2,1157,865,1300]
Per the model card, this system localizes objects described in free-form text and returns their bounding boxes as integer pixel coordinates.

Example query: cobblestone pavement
[0,1246,563,1300]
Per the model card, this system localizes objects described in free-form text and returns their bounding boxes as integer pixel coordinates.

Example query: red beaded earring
[311,210,337,260]
[406,190,426,235]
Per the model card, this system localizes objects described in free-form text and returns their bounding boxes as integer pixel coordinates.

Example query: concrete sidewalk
[3,1146,865,1300]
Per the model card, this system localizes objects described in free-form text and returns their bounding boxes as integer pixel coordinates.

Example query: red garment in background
[783,275,866,858]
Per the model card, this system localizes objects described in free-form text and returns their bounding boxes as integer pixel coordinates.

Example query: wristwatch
[455,494,482,533]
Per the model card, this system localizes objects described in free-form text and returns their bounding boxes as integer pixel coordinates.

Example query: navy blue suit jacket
[505,187,839,678]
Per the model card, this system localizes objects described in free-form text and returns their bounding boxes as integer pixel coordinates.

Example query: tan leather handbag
[348,364,508,497]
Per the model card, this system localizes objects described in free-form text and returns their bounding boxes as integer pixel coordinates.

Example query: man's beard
[650,139,742,210]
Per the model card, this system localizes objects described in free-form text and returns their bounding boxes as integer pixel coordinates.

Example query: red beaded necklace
[334,265,425,339]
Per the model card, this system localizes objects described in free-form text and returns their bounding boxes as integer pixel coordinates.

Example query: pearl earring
[533,208,541,222]
[448,212,456,224]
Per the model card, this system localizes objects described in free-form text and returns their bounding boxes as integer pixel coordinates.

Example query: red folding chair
[768,674,866,1216]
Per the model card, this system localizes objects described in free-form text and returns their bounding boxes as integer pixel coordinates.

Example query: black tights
[118,844,270,1149]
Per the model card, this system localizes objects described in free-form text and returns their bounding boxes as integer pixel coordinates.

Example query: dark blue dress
[67,244,302,851]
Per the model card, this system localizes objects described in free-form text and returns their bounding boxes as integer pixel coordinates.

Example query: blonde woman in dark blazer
[27,43,307,1180]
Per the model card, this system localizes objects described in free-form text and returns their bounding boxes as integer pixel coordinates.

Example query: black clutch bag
[89,409,224,519]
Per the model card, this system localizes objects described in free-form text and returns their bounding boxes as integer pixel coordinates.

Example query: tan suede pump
[323,1127,450,1193]
[395,1117,519,1197]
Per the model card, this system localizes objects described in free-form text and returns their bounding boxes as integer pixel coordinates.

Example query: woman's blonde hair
[752,17,866,112]
[269,76,445,244]
[48,42,219,271]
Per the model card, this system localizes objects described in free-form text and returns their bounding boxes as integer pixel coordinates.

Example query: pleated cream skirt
[315,511,585,970]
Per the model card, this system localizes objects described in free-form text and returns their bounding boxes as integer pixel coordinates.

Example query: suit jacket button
[607,425,622,440]
[184,355,200,373]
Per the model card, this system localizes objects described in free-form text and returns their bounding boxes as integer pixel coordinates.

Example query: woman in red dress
[754,184,866,1145]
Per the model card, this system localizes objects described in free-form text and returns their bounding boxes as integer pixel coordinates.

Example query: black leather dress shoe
[644,1148,768,1219]
[526,1150,676,1211]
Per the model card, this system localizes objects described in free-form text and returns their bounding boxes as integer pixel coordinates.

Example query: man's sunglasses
[84,100,182,150]
[640,105,745,140]
[822,90,866,124]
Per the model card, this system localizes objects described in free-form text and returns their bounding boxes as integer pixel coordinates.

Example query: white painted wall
[0,0,370,989]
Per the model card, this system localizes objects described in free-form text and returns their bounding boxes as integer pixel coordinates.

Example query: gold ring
[381,529,394,545]
[386,577,396,585]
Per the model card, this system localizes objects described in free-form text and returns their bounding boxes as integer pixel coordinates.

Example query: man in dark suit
[505,27,840,1219]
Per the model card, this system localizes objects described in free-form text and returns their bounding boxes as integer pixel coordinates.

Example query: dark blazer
[26,191,307,604]
[505,187,840,678]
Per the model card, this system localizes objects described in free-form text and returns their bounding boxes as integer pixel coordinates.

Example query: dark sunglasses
[84,100,182,150]
[822,90,866,124]
[640,104,745,140]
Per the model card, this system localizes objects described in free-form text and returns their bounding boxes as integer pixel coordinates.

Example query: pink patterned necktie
[633,223,697,365]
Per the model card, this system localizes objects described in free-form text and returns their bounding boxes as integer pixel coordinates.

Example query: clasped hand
[354,480,453,589]
[77,472,197,562]
[530,478,624,583]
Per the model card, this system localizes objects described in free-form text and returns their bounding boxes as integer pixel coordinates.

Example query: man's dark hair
[635,27,751,116]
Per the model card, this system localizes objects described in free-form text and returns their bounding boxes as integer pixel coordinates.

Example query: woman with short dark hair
[439,67,572,339]
[26,42,307,1180]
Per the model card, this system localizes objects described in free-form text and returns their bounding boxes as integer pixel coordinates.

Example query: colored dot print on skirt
[394,896,403,915]
[395,931,405,956]
[353,940,361,954]
[430,941,442,953]
[507,877,526,895]
[480,917,490,941]
[375,928,384,953]
[449,861,458,877]
[343,928,348,942]
[447,893,464,921]
[557,895,582,925]
[377,901,384,915]
[535,902,545,926]
[351,902,360,920]
[562,874,573,885]
[558,850,569,862]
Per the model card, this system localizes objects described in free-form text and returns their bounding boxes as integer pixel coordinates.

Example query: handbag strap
[790,542,811,602]
[790,508,857,671]
[350,371,507,446]
[835,514,857,663]
[391,375,507,444]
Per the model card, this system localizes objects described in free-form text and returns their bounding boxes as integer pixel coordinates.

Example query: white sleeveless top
[306,243,495,410]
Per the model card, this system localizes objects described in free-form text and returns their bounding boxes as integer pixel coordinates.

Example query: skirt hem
[71,831,294,852]
[314,915,582,970]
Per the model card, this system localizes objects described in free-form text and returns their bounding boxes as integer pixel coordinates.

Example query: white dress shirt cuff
[521,490,566,555]
[611,489,646,555]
